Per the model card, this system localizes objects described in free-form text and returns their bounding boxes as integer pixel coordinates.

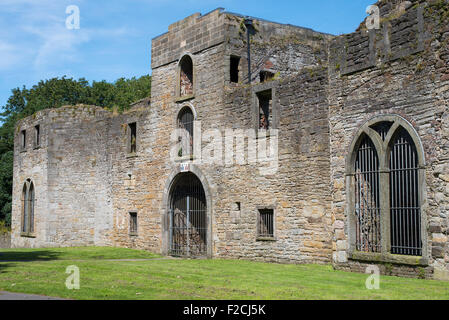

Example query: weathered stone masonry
[11,0,449,279]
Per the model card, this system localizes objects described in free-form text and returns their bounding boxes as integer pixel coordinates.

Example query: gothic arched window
[22,179,35,235]
[349,116,424,258]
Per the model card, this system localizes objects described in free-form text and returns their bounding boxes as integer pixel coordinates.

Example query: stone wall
[214,66,332,263]
[328,0,449,279]
[0,232,10,248]
[151,8,227,68]
[223,12,333,84]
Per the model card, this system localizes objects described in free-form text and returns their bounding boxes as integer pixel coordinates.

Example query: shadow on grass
[0,250,61,262]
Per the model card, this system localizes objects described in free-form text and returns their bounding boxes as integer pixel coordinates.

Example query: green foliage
[0,220,9,234]
[0,75,151,226]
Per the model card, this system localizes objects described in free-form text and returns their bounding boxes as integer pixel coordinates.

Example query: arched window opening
[21,180,35,235]
[349,116,424,259]
[22,184,28,233]
[29,182,35,233]
[179,56,193,97]
[354,135,381,253]
[169,173,207,257]
[177,107,194,158]
[389,128,421,256]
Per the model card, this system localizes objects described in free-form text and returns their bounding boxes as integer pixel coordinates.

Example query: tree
[0,75,151,227]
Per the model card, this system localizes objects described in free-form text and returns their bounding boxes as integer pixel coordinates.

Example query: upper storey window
[179,55,194,98]
[34,125,40,148]
[20,130,26,151]
[230,56,240,83]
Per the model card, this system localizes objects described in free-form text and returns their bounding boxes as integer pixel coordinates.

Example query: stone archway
[161,166,213,258]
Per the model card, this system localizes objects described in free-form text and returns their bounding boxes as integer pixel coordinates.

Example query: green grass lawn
[0,247,448,300]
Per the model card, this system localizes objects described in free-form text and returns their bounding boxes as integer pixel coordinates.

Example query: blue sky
[0,0,374,109]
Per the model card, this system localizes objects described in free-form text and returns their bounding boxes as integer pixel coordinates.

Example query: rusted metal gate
[169,173,207,257]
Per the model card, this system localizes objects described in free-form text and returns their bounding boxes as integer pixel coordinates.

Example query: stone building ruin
[11,0,449,279]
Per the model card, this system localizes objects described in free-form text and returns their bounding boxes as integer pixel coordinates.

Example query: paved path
[0,291,66,300]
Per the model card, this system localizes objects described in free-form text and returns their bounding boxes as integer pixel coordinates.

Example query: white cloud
[0,0,135,73]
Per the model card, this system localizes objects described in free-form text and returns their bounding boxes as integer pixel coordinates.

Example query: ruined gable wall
[214,66,332,263]
[223,13,333,84]
[328,0,449,278]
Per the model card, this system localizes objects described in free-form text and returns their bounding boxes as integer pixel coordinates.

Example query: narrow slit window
[258,209,274,238]
[129,122,137,154]
[257,90,272,130]
[34,125,40,147]
[230,56,240,83]
[129,212,138,235]
[21,130,26,150]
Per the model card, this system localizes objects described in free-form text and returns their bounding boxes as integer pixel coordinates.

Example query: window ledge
[126,153,138,159]
[174,156,196,163]
[33,145,41,150]
[175,95,195,103]
[349,251,428,266]
[129,233,138,237]
[20,149,27,153]
[20,232,36,238]
[256,237,276,242]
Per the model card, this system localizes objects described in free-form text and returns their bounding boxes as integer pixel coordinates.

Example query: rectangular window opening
[258,209,274,239]
[128,122,137,154]
[230,56,240,83]
[21,130,26,150]
[129,212,138,235]
[257,90,272,130]
[34,125,40,148]
[260,70,275,83]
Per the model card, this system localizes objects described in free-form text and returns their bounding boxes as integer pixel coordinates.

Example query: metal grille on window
[258,209,274,238]
[354,135,381,253]
[390,128,421,256]
[169,173,207,257]
[178,108,194,158]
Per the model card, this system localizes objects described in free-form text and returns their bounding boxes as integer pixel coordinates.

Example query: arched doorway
[169,172,207,257]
